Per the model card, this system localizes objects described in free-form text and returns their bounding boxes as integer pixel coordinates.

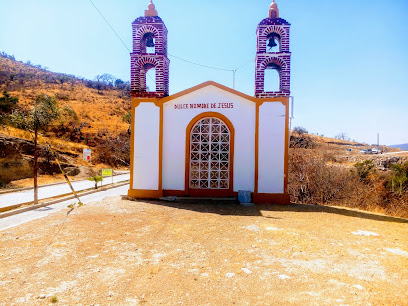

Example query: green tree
[122,111,131,135]
[86,168,103,189]
[114,78,125,88]
[387,162,408,196]
[57,75,70,89]
[354,160,375,181]
[11,94,61,204]
[88,175,103,189]
[0,90,18,114]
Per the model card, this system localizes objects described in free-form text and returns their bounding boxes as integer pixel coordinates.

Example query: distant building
[128,1,291,204]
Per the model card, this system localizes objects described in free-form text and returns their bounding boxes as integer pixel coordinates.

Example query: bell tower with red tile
[255,0,291,98]
[131,1,170,98]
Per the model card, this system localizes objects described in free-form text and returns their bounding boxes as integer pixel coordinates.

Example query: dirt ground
[1,198,408,305]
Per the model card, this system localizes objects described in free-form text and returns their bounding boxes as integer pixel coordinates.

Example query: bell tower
[131,0,170,98]
[255,0,291,98]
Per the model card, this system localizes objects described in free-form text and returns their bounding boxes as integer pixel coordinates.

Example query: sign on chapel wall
[174,103,234,110]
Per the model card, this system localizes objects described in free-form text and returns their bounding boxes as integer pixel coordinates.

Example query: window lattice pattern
[190,118,230,190]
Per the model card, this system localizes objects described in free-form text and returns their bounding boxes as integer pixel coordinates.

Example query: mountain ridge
[389,143,408,151]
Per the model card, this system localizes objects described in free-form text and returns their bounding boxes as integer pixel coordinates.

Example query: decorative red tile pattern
[131,16,170,97]
[255,17,291,98]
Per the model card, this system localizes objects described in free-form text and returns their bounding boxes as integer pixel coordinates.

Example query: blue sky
[1,0,407,145]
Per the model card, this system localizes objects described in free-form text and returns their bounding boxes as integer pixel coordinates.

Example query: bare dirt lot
[1,198,408,305]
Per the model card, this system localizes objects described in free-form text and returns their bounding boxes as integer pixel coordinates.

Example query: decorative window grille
[190,117,230,189]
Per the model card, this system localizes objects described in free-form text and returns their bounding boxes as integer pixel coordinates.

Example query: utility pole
[289,96,294,132]
[377,133,380,147]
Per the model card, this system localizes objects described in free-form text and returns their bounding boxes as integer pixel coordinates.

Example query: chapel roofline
[131,81,289,105]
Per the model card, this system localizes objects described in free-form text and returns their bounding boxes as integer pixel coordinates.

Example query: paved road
[0,184,129,231]
[0,173,130,208]
[384,151,408,155]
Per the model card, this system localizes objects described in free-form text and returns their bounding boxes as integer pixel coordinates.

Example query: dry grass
[0,126,87,154]
[288,138,408,219]
[1,55,131,141]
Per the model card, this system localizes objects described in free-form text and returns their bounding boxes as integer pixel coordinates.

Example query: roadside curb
[0,181,129,219]
[0,172,130,195]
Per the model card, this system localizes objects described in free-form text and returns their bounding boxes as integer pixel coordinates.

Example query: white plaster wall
[162,85,256,192]
[258,102,286,193]
[132,103,160,190]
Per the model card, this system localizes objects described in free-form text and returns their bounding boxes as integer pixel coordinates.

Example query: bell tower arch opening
[142,32,156,54]
[264,63,281,92]
[144,64,157,92]
[266,32,281,53]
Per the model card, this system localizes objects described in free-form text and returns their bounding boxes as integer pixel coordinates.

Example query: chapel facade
[128,0,291,204]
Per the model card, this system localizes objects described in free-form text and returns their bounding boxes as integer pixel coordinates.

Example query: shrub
[289,149,355,204]
[86,167,103,189]
[387,162,408,196]
[88,175,103,189]
[354,160,375,181]
[290,134,316,149]
[292,126,308,135]
[0,90,19,113]
[94,132,130,167]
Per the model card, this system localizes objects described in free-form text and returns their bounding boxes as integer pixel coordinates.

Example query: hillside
[390,143,408,151]
[0,52,132,185]
[0,52,131,137]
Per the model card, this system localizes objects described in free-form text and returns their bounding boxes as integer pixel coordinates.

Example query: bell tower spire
[145,0,158,17]
[269,0,280,19]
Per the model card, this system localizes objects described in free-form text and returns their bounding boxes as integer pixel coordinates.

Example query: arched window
[264,63,281,92]
[143,64,156,92]
[266,32,280,53]
[190,117,230,190]
[142,32,156,54]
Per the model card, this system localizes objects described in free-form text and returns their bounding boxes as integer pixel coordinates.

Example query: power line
[234,58,254,71]
[168,54,234,72]
[88,0,254,76]
[88,0,131,53]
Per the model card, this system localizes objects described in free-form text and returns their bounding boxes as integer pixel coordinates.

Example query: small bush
[289,149,355,204]
[354,160,375,181]
[86,168,103,189]
[0,90,18,113]
[290,134,316,149]
[387,162,408,196]
[95,132,130,167]
[293,126,308,135]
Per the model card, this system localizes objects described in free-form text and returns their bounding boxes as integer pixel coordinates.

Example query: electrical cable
[168,54,234,72]
[87,0,253,75]
[89,0,131,53]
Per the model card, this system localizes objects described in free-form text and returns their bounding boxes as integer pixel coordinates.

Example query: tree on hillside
[387,162,408,196]
[115,79,125,88]
[10,94,76,204]
[293,126,308,135]
[0,90,18,114]
[100,74,115,86]
[57,75,70,89]
[94,75,107,94]
[335,132,350,141]
[123,111,131,135]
